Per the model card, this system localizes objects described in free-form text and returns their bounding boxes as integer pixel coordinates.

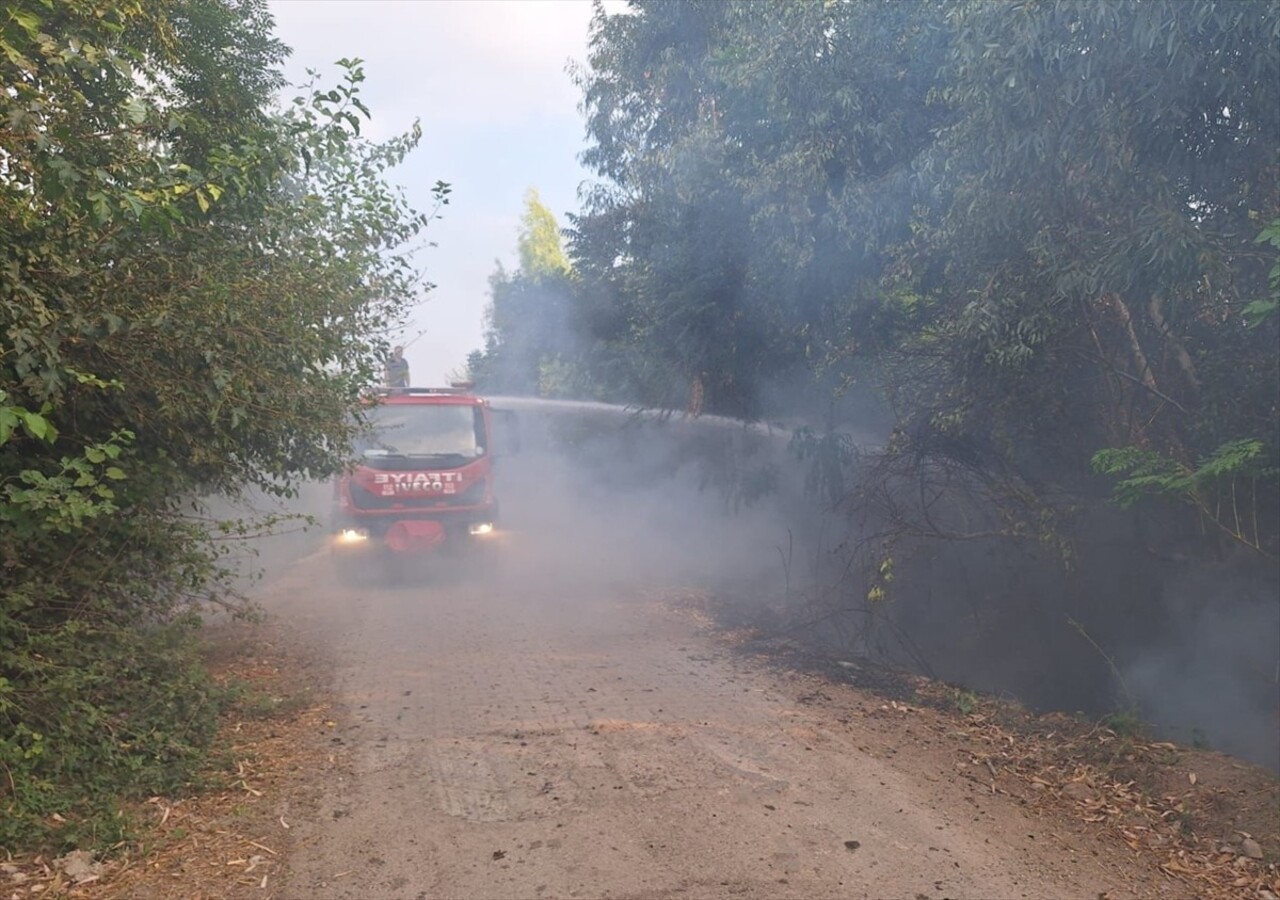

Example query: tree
[470,190,588,396]
[896,0,1280,552]
[569,0,949,418]
[518,188,571,277]
[0,0,442,845]
[568,0,1278,550]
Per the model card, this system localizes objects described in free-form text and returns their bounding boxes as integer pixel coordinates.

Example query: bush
[0,0,440,848]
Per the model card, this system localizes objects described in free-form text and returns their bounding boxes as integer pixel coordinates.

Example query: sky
[268,0,607,384]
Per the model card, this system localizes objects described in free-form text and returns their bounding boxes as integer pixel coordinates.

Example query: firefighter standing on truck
[385,345,410,387]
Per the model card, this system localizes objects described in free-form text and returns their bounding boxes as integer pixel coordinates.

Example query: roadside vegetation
[469,0,1280,764]
[0,0,439,848]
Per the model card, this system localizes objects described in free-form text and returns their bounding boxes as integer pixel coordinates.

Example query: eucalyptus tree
[571,0,1278,553]
[571,0,950,417]
[897,0,1280,555]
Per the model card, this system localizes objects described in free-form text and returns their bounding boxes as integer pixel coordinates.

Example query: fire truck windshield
[359,404,485,463]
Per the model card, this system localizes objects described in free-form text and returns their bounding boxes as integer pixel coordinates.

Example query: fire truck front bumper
[332,517,497,556]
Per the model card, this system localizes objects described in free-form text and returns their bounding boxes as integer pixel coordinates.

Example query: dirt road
[257,547,1157,900]
[228,430,1177,900]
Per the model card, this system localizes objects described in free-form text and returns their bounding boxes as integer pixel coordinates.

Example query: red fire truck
[331,386,515,560]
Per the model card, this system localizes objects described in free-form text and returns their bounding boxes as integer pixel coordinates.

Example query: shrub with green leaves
[0,0,443,847]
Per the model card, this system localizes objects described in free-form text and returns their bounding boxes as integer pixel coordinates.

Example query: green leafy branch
[1,379,133,536]
[1242,218,1280,329]
[1091,439,1277,555]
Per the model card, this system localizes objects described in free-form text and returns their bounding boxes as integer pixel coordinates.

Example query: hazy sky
[268,0,604,384]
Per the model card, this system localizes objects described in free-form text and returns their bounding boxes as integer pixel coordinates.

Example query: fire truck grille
[350,480,486,511]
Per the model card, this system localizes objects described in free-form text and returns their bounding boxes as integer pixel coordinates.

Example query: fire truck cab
[331,386,514,560]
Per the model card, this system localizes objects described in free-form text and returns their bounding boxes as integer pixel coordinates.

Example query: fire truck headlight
[337,528,369,544]
[468,522,495,537]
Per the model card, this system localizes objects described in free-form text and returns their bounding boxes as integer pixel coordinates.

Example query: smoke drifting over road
[483,399,796,602]
[234,399,1277,771]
